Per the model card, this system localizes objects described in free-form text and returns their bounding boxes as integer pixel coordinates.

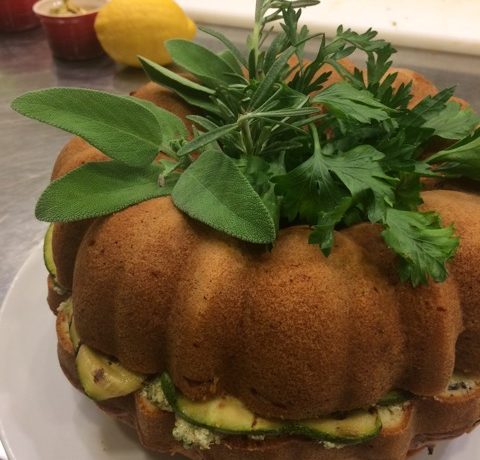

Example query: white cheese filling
[377,403,410,430]
[322,441,347,449]
[142,378,173,412]
[141,373,480,450]
[173,418,222,450]
[53,283,68,296]
[438,373,480,399]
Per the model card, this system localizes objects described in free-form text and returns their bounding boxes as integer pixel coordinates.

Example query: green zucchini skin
[44,224,68,295]
[160,373,382,443]
[291,410,382,445]
[160,373,284,436]
[69,317,81,352]
[377,390,412,407]
[76,345,145,401]
[43,224,57,277]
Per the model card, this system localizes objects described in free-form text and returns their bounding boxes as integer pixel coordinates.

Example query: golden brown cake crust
[47,78,480,420]
[46,69,480,458]
[66,189,479,420]
[53,313,480,460]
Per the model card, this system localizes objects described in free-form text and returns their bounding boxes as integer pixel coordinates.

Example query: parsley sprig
[12,0,480,286]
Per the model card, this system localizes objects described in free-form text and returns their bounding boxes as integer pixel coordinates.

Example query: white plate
[0,245,479,459]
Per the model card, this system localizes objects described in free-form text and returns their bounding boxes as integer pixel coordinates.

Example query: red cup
[33,0,106,60]
[0,0,40,31]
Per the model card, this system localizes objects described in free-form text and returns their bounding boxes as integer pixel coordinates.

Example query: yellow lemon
[94,0,196,68]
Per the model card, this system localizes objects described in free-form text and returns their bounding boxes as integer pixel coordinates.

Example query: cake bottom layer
[54,301,480,460]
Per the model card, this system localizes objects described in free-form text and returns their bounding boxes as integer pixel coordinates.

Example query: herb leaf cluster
[12,0,480,286]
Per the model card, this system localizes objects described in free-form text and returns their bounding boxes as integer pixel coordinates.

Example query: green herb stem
[239,116,255,155]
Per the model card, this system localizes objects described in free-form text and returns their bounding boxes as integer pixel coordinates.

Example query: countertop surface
[0,23,479,460]
[178,0,480,56]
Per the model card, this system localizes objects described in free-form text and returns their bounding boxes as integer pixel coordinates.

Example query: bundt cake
[12,1,480,458]
[41,80,480,458]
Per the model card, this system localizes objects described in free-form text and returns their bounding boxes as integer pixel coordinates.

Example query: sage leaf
[199,25,247,67]
[139,56,214,94]
[12,88,169,167]
[172,150,276,244]
[218,49,244,75]
[139,57,220,115]
[36,161,174,222]
[128,97,187,154]
[128,97,187,138]
[12,88,166,167]
[166,39,239,86]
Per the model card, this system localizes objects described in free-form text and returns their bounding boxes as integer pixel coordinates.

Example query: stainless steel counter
[0,25,479,459]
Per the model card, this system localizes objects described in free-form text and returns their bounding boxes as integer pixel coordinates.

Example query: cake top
[11,0,480,286]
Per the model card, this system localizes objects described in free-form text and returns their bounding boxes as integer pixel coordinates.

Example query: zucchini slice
[43,224,56,277]
[377,390,412,407]
[160,373,382,444]
[76,345,145,401]
[294,410,381,444]
[160,374,283,435]
[69,317,81,353]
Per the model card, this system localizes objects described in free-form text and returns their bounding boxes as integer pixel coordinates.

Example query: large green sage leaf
[139,56,220,115]
[171,150,276,244]
[218,50,244,75]
[36,161,174,222]
[166,39,240,86]
[199,25,247,67]
[139,56,214,94]
[12,88,165,167]
[128,97,187,155]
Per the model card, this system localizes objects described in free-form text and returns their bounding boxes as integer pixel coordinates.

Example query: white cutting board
[177,0,480,56]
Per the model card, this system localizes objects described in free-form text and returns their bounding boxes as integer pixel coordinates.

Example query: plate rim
[0,243,42,460]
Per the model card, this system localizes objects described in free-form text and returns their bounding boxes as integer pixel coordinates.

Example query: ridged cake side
[63,190,478,420]
[45,78,480,421]
[53,304,480,460]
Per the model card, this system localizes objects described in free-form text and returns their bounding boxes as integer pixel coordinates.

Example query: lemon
[94,0,196,68]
